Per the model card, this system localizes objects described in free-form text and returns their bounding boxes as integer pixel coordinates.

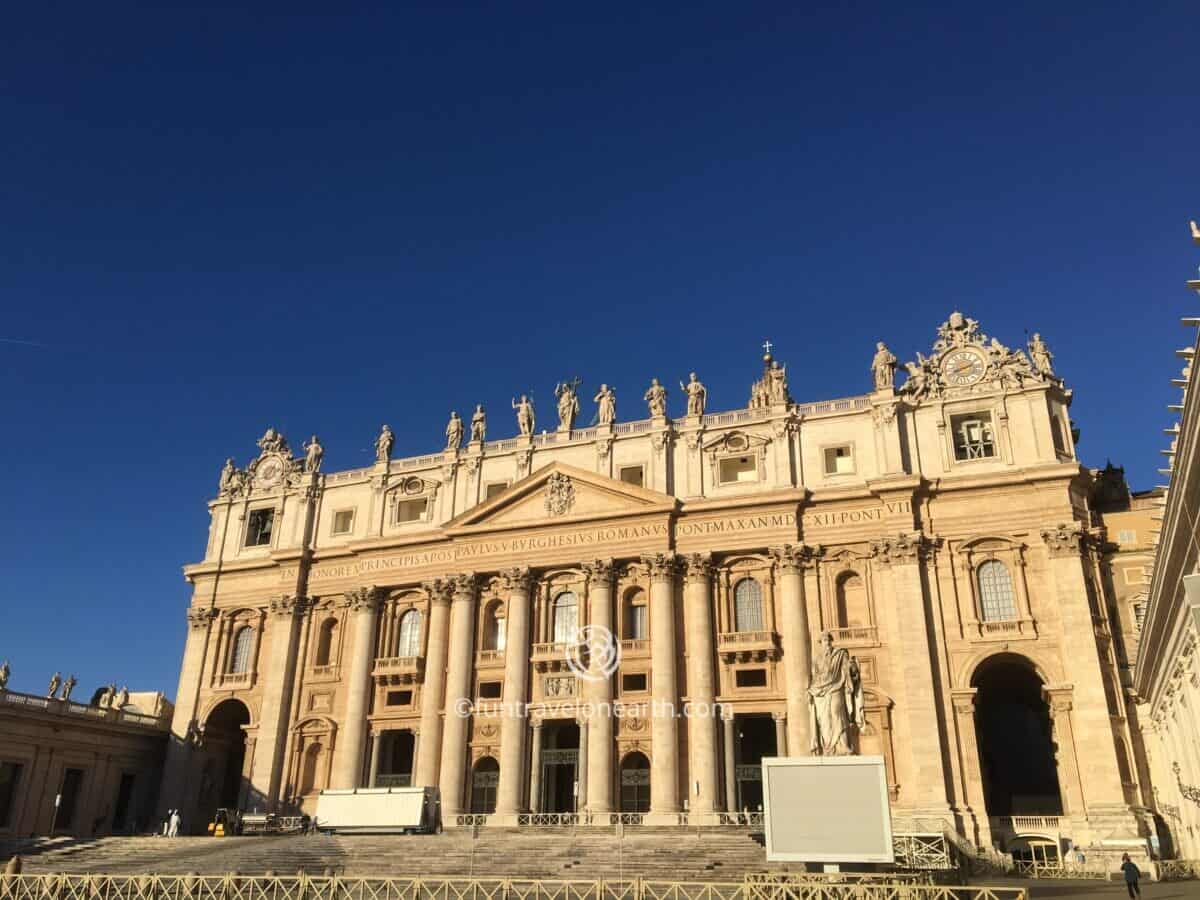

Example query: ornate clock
[254,457,284,488]
[941,348,988,387]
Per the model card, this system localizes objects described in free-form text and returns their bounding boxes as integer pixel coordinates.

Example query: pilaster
[950,688,991,848]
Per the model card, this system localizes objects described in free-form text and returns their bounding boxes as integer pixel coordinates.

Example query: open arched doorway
[197,699,251,830]
[619,752,650,813]
[470,757,499,814]
[972,654,1062,817]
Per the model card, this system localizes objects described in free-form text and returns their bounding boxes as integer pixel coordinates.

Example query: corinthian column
[772,544,819,756]
[645,552,680,823]
[331,587,381,789]
[439,573,478,819]
[682,553,718,822]
[249,595,308,807]
[583,559,615,815]
[495,567,533,823]
[415,579,454,788]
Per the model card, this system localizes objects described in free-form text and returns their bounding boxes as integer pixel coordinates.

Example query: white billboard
[761,755,894,863]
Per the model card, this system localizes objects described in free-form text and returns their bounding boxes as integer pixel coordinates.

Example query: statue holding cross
[555,377,582,431]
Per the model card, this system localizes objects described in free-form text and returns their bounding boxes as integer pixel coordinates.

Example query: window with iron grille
[229,626,255,674]
[552,592,578,644]
[734,578,764,632]
[977,560,1018,622]
[396,610,421,657]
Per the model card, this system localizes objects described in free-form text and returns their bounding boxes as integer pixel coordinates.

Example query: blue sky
[1,2,1197,698]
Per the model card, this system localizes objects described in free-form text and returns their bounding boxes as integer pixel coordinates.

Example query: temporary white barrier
[315,786,436,833]
[761,755,894,863]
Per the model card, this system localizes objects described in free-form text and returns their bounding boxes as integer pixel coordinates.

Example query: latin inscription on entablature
[802,501,910,528]
[676,513,797,538]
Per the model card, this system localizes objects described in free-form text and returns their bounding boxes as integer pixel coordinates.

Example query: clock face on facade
[942,348,988,386]
[255,457,283,488]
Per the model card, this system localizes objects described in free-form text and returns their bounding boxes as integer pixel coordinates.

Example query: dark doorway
[53,768,85,833]
[112,773,136,833]
[973,655,1062,816]
[619,752,650,813]
[541,720,580,813]
[470,757,499,813]
[379,731,416,786]
[198,699,251,829]
[734,714,777,812]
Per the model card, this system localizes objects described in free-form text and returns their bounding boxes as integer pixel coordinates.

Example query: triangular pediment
[445,462,677,533]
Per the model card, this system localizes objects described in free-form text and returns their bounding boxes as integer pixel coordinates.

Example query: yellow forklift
[207,808,241,836]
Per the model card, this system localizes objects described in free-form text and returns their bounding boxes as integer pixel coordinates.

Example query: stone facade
[160,315,1151,864]
[1134,224,1200,861]
[0,688,170,838]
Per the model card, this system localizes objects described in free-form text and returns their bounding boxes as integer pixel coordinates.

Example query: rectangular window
[619,466,645,487]
[0,762,22,828]
[622,673,648,693]
[823,445,854,475]
[950,412,997,461]
[331,509,355,536]
[394,498,428,524]
[386,690,413,707]
[735,669,768,688]
[718,455,758,485]
[484,482,509,500]
[245,508,275,547]
[478,681,502,700]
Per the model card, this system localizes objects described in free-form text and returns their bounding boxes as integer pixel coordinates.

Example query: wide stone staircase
[10,829,786,881]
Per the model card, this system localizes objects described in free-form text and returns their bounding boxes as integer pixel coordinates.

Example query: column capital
[1043,683,1075,713]
[341,587,380,614]
[770,543,823,572]
[186,606,217,630]
[450,572,478,601]
[682,552,715,585]
[269,594,309,618]
[500,566,533,594]
[583,558,616,586]
[531,716,545,730]
[1040,523,1086,558]
[642,552,679,583]
[771,710,787,723]
[870,532,934,567]
[422,577,455,606]
[950,687,978,715]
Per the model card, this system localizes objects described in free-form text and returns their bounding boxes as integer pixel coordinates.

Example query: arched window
[619,751,651,813]
[552,592,578,644]
[624,589,648,640]
[315,618,337,666]
[483,603,506,652]
[977,560,1018,622]
[733,578,764,632]
[229,626,254,674]
[836,573,868,629]
[397,609,421,658]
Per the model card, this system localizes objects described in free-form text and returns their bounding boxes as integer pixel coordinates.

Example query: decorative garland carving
[1041,523,1085,558]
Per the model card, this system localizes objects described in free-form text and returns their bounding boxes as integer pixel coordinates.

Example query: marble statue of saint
[101,683,116,708]
[594,384,616,425]
[62,674,77,702]
[872,342,897,391]
[470,405,487,442]
[555,379,581,430]
[303,436,324,473]
[0,660,9,691]
[808,632,864,756]
[644,378,668,417]
[115,685,129,709]
[48,672,61,699]
[218,459,236,495]
[375,425,395,463]
[445,411,464,450]
[512,395,535,436]
[767,361,788,403]
[680,372,708,417]
[1028,333,1054,375]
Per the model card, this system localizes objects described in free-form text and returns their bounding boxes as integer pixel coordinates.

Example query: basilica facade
[160,313,1151,862]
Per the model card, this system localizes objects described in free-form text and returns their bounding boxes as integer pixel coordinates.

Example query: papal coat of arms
[544,472,575,516]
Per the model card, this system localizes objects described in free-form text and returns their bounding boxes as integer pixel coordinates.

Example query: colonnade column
[250,595,309,806]
[415,579,454,788]
[645,552,680,823]
[529,719,544,814]
[772,545,818,756]
[583,559,615,815]
[950,688,992,849]
[438,573,479,819]
[722,707,736,813]
[368,732,384,788]
[873,534,950,816]
[330,587,380,789]
[682,553,719,822]
[495,567,533,823]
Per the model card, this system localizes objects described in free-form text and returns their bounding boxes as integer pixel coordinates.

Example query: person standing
[1120,853,1142,898]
